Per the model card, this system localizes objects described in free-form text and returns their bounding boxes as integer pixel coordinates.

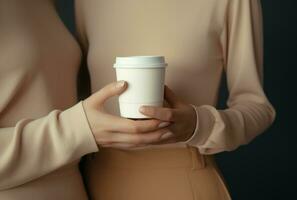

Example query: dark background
[56,1,293,199]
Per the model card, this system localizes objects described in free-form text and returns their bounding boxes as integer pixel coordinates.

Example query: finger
[139,106,178,122]
[108,127,170,144]
[108,115,169,133]
[89,81,127,107]
[159,131,174,140]
[164,85,183,107]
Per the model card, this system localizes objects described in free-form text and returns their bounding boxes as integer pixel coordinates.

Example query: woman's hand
[139,85,197,144]
[83,81,171,149]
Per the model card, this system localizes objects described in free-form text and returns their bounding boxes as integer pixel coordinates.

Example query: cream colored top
[75,0,276,154]
[0,0,98,199]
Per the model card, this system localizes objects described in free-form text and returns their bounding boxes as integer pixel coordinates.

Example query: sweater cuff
[61,101,99,155]
[183,105,216,148]
[182,104,200,143]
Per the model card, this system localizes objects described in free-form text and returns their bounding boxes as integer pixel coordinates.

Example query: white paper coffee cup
[113,56,167,119]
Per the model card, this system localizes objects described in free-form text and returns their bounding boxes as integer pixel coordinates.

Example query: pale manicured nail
[160,132,173,140]
[116,81,125,88]
[158,122,170,128]
[139,107,145,113]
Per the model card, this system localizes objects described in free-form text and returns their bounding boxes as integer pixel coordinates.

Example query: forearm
[0,101,98,190]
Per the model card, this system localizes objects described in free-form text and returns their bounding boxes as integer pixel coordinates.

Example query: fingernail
[160,132,173,140]
[116,81,125,88]
[158,122,170,128]
[139,106,145,113]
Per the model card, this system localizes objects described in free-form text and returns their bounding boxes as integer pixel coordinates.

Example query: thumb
[89,81,127,107]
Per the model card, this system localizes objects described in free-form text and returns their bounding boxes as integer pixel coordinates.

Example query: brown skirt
[82,145,232,200]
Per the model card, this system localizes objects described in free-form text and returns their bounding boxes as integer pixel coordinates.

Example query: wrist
[183,104,199,143]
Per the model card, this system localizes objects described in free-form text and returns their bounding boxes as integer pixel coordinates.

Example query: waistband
[88,145,212,170]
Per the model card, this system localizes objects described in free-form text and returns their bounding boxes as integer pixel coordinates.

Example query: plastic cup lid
[113,56,168,68]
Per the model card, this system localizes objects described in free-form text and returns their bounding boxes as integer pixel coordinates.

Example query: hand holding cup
[139,85,197,144]
[83,81,171,149]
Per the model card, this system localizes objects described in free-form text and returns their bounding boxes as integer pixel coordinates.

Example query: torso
[79,0,228,115]
[0,0,81,126]
[78,1,230,198]
[0,0,87,199]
